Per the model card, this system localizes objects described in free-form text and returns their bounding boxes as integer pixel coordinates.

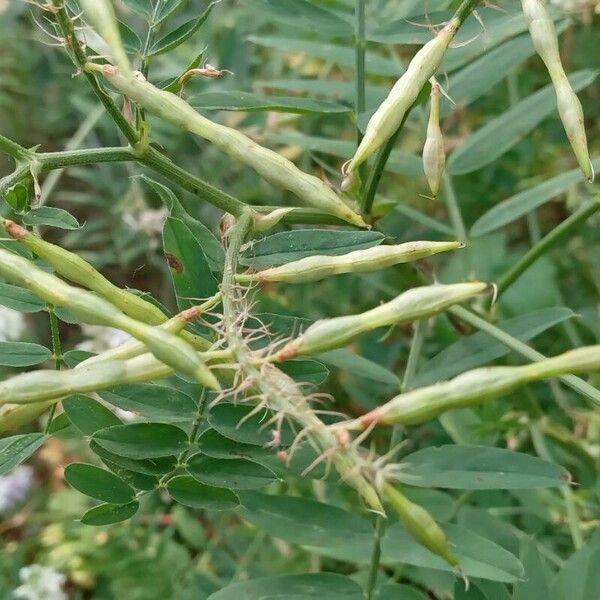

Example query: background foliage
[1,0,599,598]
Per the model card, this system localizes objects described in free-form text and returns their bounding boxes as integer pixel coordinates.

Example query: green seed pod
[0,402,55,434]
[0,354,173,406]
[278,282,488,359]
[4,221,211,352]
[521,0,594,182]
[383,483,459,567]
[77,295,221,367]
[237,241,462,284]
[0,248,219,389]
[346,22,457,174]
[356,345,600,428]
[94,65,367,228]
[422,79,446,198]
[79,0,132,75]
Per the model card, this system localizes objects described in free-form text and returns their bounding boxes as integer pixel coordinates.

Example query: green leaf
[0,282,45,313]
[448,70,598,175]
[208,404,293,446]
[251,0,353,37]
[0,342,52,367]
[80,501,139,526]
[188,456,278,490]
[98,384,197,423]
[208,573,363,600]
[248,36,399,77]
[62,350,95,368]
[512,539,550,600]
[0,433,45,475]
[189,91,350,115]
[166,475,239,510]
[118,21,142,53]
[90,440,176,476]
[237,492,374,548]
[376,584,429,600]
[148,2,218,56]
[318,349,400,387]
[141,176,224,271]
[196,429,272,461]
[240,229,384,269]
[550,533,600,600]
[316,522,523,583]
[153,0,186,25]
[163,216,218,311]
[414,308,576,386]
[62,395,122,436]
[92,423,189,458]
[470,157,600,237]
[123,0,153,18]
[64,462,135,504]
[22,207,81,230]
[397,445,570,489]
[279,359,329,386]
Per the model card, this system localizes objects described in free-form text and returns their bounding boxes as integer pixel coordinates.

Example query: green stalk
[361,125,403,214]
[44,305,63,433]
[441,172,468,244]
[365,516,385,600]
[52,0,139,147]
[355,0,366,147]
[449,305,600,408]
[0,133,31,161]
[401,319,427,392]
[498,198,600,294]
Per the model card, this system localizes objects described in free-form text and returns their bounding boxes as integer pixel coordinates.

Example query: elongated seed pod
[356,345,600,428]
[0,354,173,406]
[384,483,459,567]
[278,282,488,359]
[79,0,132,74]
[422,79,446,198]
[521,0,594,181]
[77,295,221,368]
[0,249,219,389]
[346,22,458,174]
[0,402,55,434]
[4,221,211,351]
[236,241,462,284]
[93,65,367,228]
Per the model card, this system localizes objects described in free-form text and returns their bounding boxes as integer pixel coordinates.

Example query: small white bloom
[122,206,169,237]
[0,466,34,514]
[0,305,26,342]
[76,325,131,354]
[13,565,67,600]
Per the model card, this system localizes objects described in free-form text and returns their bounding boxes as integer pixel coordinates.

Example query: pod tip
[3,220,27,240]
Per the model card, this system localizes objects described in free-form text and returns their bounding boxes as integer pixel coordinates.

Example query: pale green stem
[449,305,600,407]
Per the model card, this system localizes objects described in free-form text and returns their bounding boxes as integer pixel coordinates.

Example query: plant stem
[361,125,403,214]
[44,305,63,433]
[38,147,135,170]
[401,319,427,392]
[449,305,600,407]
[355,0,366,147]
[0,133,31,161]
[52,0,139,147]
[441,172,468,244]
[498,198,600,294]
[365,516,385,600]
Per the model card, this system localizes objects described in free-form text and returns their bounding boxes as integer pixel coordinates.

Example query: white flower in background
[13,565,67,600]
[0,466,34,515]
[76,324,131,354]
[0,305,26,341]
[122,206,169,237]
